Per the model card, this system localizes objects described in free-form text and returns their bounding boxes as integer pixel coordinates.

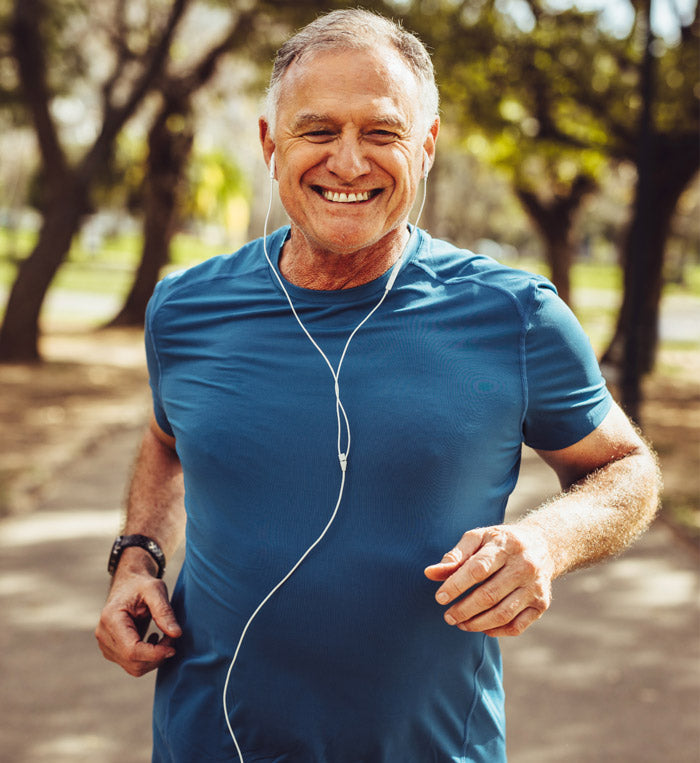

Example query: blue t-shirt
[147,227,611,762]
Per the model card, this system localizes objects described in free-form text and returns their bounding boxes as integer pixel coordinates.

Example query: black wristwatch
[108,534,166,578]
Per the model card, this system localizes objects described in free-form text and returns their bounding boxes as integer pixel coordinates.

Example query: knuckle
[504,620,527,637]
[469,557,493,581]
[519,556,538,577]
[503,598,521,620]
[488,526,510,549]
[477,586,500,610]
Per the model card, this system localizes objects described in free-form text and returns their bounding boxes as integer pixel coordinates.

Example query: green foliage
[184,150,250,232]
[398,0,698,178]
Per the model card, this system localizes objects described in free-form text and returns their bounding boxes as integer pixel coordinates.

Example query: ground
[0,326,698,550]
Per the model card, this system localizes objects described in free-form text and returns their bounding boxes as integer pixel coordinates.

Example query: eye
[366,130,399,145]
[303,130,336,143]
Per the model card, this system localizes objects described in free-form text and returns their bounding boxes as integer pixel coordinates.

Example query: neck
[279,225,411,290]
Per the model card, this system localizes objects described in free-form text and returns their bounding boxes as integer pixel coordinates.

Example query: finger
[424,529,490,582]
[434,542,507,605]
[424,548,464,581]
[120,641,177,677]
[450,587,529,631]
[98,625,177,676]
[144,585,183,639]
[480,606,543,638]
[443,555,529,624]
[96,604,178,675]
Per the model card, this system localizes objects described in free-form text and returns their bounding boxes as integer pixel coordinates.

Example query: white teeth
[321,189,371,203]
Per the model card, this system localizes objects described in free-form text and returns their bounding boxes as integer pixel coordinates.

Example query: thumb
[424,548,464,581]
[145,588,182,639]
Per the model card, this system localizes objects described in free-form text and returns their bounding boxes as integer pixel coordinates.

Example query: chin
[304,224,387,256]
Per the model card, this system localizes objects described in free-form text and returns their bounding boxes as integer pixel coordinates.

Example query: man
[96,9,660,762]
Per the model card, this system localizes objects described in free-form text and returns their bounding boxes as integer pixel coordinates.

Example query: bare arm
[95,420,187,675]
[425,402,661,637]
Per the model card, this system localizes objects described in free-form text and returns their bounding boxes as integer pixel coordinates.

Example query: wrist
[511,521,557,579]
[117,546,161,578]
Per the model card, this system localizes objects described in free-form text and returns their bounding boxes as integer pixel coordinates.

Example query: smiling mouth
[312,186,382,204]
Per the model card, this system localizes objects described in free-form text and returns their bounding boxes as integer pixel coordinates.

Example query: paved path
[0,425,698,762]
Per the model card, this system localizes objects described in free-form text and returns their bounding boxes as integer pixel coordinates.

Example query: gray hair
[264,9,439,139]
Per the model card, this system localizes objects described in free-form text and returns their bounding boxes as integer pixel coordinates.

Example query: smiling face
[260,44,438,287]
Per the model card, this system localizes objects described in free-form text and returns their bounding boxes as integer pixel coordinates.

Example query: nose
[325,137,371,182]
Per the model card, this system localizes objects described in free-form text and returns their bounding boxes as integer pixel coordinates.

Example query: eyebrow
[290,112,409,133]
[290,113,336,132]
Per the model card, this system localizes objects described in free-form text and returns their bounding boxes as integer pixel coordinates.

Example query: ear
[259,117,276,179]
[421,116,440,178]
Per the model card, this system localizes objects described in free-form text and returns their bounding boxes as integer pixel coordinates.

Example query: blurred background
[0,0,698,761]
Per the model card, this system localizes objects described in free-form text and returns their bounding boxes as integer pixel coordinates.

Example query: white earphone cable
[223,162,428,762]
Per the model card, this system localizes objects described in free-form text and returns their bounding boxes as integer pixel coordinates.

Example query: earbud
[422,150,431,179]
[269,152,276,180]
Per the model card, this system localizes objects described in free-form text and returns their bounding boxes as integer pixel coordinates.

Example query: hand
[424,525,554,638]
[95,554,182,676]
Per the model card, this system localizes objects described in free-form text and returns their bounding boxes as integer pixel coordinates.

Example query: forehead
[275,45,422,128]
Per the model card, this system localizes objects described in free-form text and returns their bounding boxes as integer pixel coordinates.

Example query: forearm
[119,424,186,575]
[517,445,661,578]
[425,405,661,638]
[97,424,185,674]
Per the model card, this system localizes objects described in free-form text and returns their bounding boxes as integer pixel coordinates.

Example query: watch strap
[108,534,166,578]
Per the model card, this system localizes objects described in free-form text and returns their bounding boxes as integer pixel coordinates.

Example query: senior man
[96,9,660,762]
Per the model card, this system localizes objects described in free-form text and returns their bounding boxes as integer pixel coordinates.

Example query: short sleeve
[522,281,612,450]
[145,283,175,439]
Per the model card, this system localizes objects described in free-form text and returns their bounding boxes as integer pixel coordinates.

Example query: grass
[0,228,235,310]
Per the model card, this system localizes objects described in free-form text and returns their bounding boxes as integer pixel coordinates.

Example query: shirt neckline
[264,226,424,305]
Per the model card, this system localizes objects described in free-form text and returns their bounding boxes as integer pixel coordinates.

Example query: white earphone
[422,149,431,178]
[269,151,276,180]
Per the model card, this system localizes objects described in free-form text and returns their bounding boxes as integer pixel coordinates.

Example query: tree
[107,8,256,326]
[400,1,612,305]
[601,0,700,418]
[515,173,596,306]
[0,0,189,362]
[400,0,699,415]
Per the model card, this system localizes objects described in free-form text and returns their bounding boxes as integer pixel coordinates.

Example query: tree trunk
[108,9,257,327]
[541,223,573,307]
[107,107,193,327]
[0,0,190,362]
[600,0,699,422]
[0,181,86,361]
[600,138,698,383]
[516,175,595,308]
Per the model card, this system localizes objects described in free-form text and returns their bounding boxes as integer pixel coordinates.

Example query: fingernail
[436,592,449,605]
[445,613,456,626]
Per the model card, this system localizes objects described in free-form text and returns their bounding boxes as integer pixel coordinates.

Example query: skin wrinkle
[260,44,438,291]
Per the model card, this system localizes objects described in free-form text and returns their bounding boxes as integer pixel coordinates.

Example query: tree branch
[173,9,257,97]
[81,0,190,181]
[10,0,67,183]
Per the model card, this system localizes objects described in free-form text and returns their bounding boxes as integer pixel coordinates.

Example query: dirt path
[0,420,698,762]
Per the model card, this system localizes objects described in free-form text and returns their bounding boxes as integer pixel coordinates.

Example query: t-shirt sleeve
[522,281,612,451]
[145,282,175,439]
